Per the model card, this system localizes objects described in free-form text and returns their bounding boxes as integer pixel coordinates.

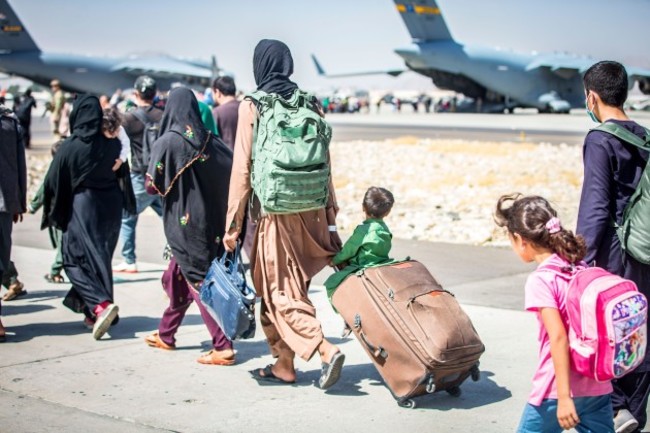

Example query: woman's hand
[557,396,580,430]
[223,230,239,252]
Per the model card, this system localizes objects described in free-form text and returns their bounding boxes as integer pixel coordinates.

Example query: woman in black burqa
[42,95,123,340]
[144,87,236,365]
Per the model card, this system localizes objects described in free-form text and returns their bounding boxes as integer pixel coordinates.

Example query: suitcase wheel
[425,377,436,394]
[397,398,417,409]
[470,364,481,382]
[446,386,462,397]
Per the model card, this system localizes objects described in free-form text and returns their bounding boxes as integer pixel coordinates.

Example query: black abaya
[43,95,123,315]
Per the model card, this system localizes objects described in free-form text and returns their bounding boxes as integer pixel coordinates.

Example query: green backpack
[247,89,332,214]
[593,122,650,263]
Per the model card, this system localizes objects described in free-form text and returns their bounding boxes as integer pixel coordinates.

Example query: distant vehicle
[313,0,650,113]
[0,0,227,95]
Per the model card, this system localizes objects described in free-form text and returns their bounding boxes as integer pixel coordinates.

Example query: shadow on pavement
[106,314,205,340]
[113,277,160,285]
[305,364,511,409]
[5,320,96,342]
[2,303,55,316]
[220,339,279,365]
[414,371,511,410]
[304,362,380,397]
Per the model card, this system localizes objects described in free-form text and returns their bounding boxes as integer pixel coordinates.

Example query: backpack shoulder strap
[536,262,582,281]
[131,107,152,127]
[591,122,650,150]
[245,91,269,113]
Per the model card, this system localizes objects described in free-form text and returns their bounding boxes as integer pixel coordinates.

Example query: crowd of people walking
[0,39,649,432]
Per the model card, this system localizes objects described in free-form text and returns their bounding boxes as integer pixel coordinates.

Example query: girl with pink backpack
[495,194,618,432]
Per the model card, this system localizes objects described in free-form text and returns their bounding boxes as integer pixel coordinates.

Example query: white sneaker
[113,261,137,273]
[92,304,119,340]
[614,409,639,433]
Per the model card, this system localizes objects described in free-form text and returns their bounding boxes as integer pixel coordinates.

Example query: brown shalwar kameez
[225,101,339,361]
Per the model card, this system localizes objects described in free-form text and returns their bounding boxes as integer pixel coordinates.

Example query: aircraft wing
[525,56,593,79]
[111,56,212,79]
[311,54,405,78]
[628,67,650,80]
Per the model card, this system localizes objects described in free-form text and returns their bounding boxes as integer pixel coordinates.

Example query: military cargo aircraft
[0,0,223,95]
[314,0,650,113]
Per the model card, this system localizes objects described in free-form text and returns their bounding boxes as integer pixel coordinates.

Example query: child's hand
[556,397,579,430]
[112,159,123,172]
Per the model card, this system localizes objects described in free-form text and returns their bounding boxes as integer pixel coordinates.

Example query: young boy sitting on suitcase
[325,186,395,307]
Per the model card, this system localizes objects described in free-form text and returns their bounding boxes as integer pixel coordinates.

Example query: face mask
[585,96,600,123]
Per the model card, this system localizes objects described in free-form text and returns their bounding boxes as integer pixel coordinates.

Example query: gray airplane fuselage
[0,51,201,95]
[396,40,585,110]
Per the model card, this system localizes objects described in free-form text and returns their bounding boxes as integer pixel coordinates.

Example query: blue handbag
[199,243,256,340]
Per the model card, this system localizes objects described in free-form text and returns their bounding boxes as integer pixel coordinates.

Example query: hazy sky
[8,0,650,92]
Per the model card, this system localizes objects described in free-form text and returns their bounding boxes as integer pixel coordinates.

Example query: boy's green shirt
[198,101,218,136]
[324,218,393,299]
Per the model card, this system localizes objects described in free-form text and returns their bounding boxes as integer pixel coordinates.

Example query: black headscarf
[253,39,298,100]
[147,87,209,196]
[146,87,233,284]
[158,87,207,151]
[42,95,110,230]
[69,95,103,142]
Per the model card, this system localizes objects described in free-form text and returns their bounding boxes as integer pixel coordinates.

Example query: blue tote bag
[199,243,256,340]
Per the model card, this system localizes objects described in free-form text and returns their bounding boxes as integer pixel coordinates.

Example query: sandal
[2,281,26,301]
[44,273,65,284]
[196,349,236,366]
[250,364,296,385]
[144,332,175,350]
[319,351,346,390]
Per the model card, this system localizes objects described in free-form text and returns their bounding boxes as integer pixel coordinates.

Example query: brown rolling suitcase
[331,260,485,408]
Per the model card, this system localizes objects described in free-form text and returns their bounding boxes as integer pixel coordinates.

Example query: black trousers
[0,212,13,315]
[612,371,650,432]
[62,187,121,314]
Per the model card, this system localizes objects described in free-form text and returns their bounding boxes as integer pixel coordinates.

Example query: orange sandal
[197,349,236,366]
[144,332,175,350]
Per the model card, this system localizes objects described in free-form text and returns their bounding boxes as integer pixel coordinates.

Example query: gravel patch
[26,137,585,247]
[330,137,583,246]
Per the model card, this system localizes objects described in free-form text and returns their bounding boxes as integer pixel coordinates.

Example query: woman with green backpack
[223,39,345,389]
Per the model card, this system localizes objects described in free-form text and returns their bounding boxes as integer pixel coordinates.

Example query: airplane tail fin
[393,0,453,42]
[0,0,39,52]
[311,54,326,76]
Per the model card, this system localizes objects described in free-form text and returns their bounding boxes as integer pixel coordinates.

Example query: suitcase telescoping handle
[354,313,388,359]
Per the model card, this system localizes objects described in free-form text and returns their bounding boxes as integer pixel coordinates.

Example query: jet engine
[639,78,650,95]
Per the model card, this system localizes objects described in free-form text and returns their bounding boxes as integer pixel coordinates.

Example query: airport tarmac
[329,109,650,144]
[26,109,650,155]
[4,111,650,432]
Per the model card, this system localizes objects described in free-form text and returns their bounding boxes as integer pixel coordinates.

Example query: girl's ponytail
[547,224,587,264]
[495,194,587,264]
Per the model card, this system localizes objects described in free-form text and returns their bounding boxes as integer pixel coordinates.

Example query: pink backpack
[542,263,648,382]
